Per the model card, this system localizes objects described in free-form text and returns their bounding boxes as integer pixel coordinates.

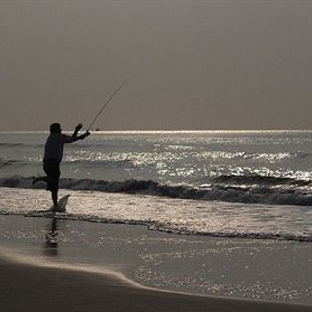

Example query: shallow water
[0,187,311,243]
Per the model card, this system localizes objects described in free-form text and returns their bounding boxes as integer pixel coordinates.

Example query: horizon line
[0,129,311,134]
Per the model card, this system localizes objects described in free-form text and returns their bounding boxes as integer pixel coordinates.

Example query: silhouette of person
[33,123,90,210]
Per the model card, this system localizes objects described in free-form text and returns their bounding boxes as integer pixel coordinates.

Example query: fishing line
[87,79,129,131]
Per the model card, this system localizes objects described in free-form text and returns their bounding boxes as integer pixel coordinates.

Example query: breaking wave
[0,175,311,207]
[0,159,18,168]
[0,143,24,147]
[208,174,312,187]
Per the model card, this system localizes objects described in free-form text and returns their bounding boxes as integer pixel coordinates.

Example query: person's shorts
[43,159,60,192]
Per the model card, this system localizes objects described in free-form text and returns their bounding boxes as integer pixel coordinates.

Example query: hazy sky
[1,0,312,131]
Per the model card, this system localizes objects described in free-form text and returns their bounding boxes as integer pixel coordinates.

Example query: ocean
[0,130,311,242]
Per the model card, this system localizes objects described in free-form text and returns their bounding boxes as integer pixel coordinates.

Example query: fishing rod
[87,79,129,131]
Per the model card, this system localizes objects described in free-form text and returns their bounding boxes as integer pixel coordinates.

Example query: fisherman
[33,123,90,210]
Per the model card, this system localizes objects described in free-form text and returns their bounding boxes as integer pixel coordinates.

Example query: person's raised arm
[63,124,90,143]
[72,123,83,139]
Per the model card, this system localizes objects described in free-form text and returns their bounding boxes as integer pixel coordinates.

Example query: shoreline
[0,215,311,309]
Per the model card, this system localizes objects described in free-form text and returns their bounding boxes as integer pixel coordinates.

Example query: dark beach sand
[0,215,311,311]
[1,256,311,312]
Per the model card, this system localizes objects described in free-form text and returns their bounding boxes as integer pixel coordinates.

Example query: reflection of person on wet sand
[33,123,90,210]
[45,215,58,248]
[42,213,60,257]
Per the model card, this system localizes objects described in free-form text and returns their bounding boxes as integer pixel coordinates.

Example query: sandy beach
[1,256,311,312]
[0,215,311,312]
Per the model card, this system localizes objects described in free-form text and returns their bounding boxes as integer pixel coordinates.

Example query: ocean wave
[62,159,134,168]
[0,159,18,168]
[148,224,312,242]
[295,152,312,160]
[0,141,46,149]
[21,213,312,243]
[0,143,23,147]
[0,176,311,207]
[208,174,312,187]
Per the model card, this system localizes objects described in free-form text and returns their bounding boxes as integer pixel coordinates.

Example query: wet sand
[1,256,311,312]
[0,215,311,311]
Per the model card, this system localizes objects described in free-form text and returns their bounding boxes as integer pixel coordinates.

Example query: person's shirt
[44,133,73,162]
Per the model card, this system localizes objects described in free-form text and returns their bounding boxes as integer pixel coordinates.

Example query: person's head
[50,123,62,134]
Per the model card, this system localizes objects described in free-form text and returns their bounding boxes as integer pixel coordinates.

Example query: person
[33,123,90,210]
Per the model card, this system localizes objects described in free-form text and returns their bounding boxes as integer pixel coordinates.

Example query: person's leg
[51,189,58,209]
[49,172,60,210]
[32,176,48,185]
[44,160,61,209]
[33,161,49,186]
